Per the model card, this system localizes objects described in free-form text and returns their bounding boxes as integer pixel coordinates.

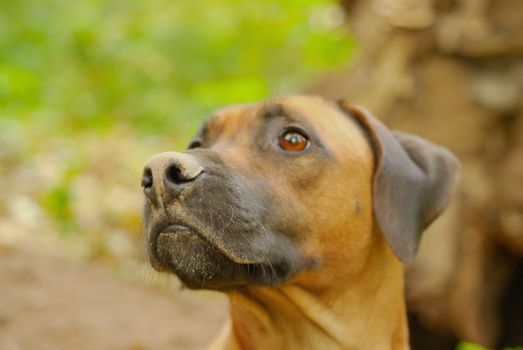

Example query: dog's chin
[149,225,301,290]
[150,225,235,289]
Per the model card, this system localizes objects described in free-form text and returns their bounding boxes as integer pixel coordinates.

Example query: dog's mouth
[149,221,231,288]
[149,223,190,266]
[148,220,303,290]
[156,224,192,239]
[154,224,195,246]
[151,224,199,269]
[150,221,263,265]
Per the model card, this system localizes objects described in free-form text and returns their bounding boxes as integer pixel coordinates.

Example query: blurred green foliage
[457,343,488,350]
[0,0,354,138]
[457,342,523,350]
[0,0,354,264]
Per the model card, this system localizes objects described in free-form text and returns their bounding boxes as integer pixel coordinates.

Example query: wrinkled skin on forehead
[143,96,375,290]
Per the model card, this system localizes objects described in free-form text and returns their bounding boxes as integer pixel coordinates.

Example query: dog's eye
[279,130,309,152]
[188,140,202,149]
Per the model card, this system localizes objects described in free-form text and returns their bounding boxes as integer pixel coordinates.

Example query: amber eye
[279,130,309,152]
[188,140,202,149]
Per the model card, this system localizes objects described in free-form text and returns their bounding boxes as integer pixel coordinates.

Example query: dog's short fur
[142,95,460,349]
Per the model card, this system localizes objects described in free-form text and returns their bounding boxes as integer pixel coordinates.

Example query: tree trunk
[308,0,523,348]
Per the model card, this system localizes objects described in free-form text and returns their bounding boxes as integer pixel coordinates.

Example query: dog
[141,95,460,349]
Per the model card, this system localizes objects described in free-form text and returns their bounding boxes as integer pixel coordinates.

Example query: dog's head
[142,96,459,290]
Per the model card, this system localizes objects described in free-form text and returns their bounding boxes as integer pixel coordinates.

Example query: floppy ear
[338,101,461,263]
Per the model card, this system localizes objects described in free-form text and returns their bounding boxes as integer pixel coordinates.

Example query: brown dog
[141,95,460,349]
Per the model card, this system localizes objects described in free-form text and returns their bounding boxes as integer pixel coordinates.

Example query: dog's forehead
[200,103,254,141]
[203,96,371,160]
[273,96,344,127]
[207,96,346,132]
[279,97,372,155]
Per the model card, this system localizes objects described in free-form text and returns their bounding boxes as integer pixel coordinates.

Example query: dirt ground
[0,244,228,350]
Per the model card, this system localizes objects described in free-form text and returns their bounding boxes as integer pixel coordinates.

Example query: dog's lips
[152,223,204,251]
[159,224,192,235]
[150,220,263,267]
[150,222,194,247]
[149,223,190,270]
[146,219,306,289]
[151,215,270,265]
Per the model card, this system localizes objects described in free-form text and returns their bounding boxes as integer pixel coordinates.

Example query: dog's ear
[338,101,460,263]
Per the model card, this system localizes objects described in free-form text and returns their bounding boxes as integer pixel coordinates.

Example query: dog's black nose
[141,168,153,189]
[142,152,203,204]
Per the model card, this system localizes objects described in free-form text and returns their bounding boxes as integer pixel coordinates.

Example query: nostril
[165,164,184,184]
[141,168,153,189]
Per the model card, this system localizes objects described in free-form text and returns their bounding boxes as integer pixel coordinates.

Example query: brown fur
[142,95,459,349]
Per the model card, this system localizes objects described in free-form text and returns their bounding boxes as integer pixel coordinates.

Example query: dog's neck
[219,237,409,350]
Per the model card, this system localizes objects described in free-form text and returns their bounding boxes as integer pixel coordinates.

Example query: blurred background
[0,0,522,349]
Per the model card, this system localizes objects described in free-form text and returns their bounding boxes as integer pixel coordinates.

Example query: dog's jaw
[222,236,409,350]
